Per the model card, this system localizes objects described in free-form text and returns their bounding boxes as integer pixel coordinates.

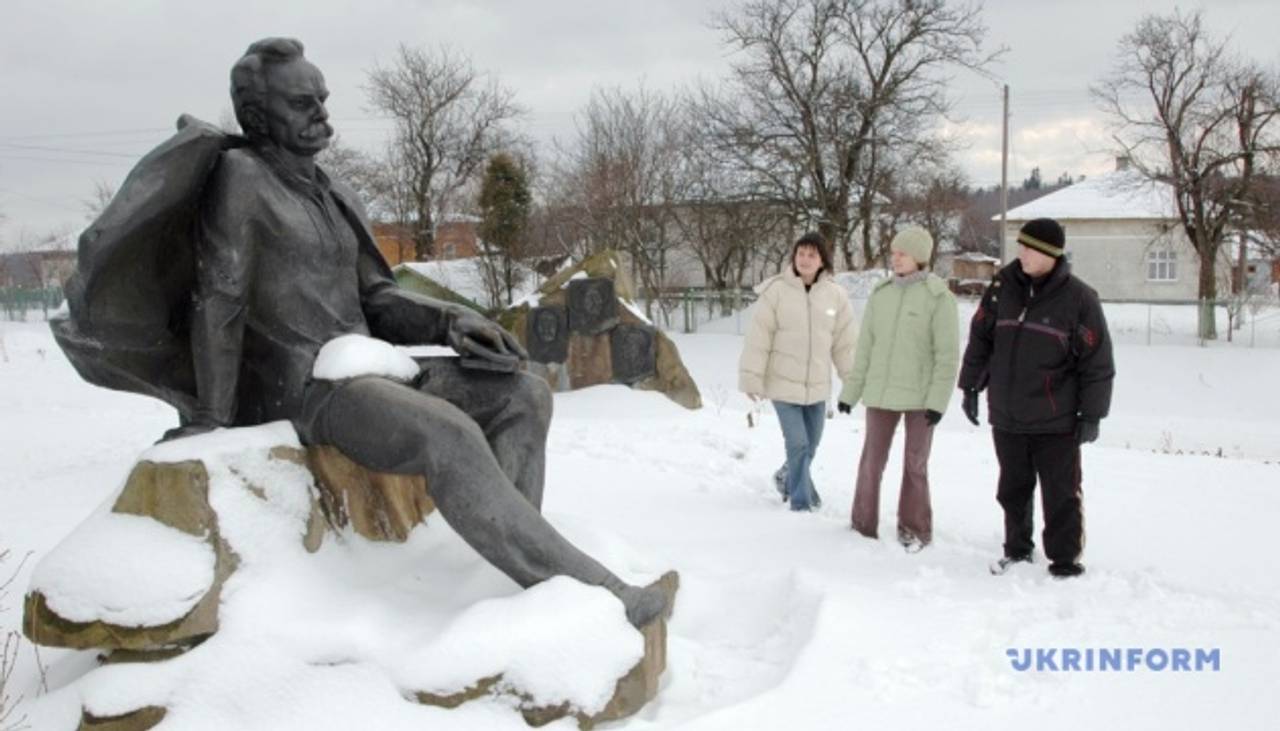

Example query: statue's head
[230,38,333,157]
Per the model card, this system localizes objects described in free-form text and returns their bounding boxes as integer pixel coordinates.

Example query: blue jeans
[772,400,826,511]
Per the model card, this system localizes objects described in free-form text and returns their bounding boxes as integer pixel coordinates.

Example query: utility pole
[1000,84,1009,261]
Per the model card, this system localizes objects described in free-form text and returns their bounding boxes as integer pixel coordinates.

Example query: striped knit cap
[1017,218,1066,258]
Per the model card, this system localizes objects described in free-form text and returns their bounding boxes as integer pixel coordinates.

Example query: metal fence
[637,287,1280,347]
[635,289,760,335]
[1,286,64,321]
[1096,297,1280,348]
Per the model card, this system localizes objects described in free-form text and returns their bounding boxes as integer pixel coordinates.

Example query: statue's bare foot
[619,570,679,628]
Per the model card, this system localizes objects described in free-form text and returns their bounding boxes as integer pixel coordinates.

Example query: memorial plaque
[525,305,569,363]
[610,324,657,384]
[568,278,618,334]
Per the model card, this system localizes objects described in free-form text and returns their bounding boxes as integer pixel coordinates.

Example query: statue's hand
[447,309,528,369]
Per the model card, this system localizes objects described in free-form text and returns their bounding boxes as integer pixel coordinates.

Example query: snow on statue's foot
[989,555,1033,575]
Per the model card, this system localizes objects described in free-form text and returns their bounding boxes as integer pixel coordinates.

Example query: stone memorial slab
[525,305,569,363]
[568,278,618,335]
[610,324,657,384]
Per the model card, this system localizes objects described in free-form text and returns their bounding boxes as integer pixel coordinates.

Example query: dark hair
[230,37,307,140]
[791,231,834,276]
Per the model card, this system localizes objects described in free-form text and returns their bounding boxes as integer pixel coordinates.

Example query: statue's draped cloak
[51,116,397,424]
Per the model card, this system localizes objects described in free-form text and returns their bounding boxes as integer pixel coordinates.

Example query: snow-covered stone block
[21,422,676,730]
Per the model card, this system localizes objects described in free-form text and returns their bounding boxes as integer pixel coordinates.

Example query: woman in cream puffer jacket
[739,232,858,511]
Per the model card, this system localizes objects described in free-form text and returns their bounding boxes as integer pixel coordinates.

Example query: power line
[0,127,172,142]
[0,186,84,214]
[0,154,129,168]
[0,143,141,159]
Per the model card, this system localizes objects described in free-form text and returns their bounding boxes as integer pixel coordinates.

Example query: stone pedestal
[24,432,675,730]
[307,445,435,542]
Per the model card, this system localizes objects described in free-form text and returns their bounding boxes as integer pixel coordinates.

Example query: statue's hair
[230,38,306,139]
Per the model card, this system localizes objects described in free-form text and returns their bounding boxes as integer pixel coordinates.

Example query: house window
[1147,249,1177,281]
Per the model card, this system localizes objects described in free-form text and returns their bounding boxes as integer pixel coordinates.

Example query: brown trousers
[851,407,935,543]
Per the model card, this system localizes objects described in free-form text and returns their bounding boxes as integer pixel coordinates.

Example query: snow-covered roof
[397,257,539,309]
[952,251,1001,263]
[1000,169,1177,222]
[440,212,482,224]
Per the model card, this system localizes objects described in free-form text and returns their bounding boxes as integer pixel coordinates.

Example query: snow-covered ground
[1,314,1278,730]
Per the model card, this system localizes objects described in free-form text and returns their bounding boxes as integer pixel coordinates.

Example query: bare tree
[697,0,999,270]
[317,135,392,218]
[891,164,970,268]
[81,179,117,222]
[853,119,957,268]
[1093,9,1280,339]
[365,45,524,261]
[670,112,793,290]
[551,85,687,320]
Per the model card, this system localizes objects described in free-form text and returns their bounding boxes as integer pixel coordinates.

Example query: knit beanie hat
[890,226,934,267]
[1017,218,1066,258]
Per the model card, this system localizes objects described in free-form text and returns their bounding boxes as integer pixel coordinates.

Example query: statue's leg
[413,359,548,511]
[298,376,667,628]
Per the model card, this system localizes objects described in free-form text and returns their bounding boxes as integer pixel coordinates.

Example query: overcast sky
[3,0,1279,246]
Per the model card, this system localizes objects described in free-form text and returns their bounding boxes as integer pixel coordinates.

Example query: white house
[999,163,1232,302]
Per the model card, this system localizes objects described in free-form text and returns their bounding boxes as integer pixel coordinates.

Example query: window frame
[1146,248,1178,282]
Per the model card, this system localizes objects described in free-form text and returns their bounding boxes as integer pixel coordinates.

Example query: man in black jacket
[958,218,1115,578]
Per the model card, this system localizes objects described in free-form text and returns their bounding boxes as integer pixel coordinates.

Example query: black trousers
[992,429,1084,565]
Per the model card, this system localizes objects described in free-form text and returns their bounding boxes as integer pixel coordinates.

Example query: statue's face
[262,58,333,157]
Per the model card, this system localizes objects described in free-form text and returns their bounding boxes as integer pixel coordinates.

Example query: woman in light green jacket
[837,226,959,550]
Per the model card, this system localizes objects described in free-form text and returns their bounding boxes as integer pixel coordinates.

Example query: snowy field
[2,314,1279,730]
[676,269,1280,350]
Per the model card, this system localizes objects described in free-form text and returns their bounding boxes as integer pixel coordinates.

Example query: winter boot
[898,527,928,554]
[773,464,788,502]
[1048,562,1086,579]
[989,554,1033,575]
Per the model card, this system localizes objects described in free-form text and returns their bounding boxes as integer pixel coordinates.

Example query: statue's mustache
[299,122,333,141]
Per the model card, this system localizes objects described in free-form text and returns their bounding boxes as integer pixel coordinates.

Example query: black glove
[1076,420,1100,445]
[925,409,942,426]
[962,389,980,426]
[837,401,852,415]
